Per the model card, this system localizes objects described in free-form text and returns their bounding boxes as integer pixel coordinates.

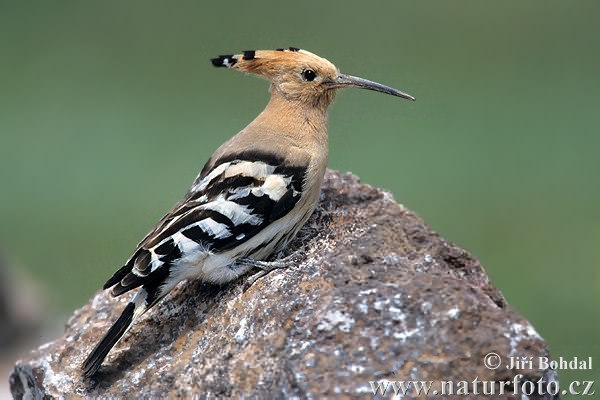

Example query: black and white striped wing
[103,151,306,298]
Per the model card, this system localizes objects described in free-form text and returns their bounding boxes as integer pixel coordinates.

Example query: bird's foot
[239,253,299,290]
[243,270,271,290]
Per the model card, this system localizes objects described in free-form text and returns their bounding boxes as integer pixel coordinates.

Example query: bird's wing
[102,149,306,297]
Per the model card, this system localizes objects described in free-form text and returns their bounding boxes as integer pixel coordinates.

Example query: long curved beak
[326,74,415,101]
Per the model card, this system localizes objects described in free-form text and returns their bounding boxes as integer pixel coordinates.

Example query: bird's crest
[211,47,342,104]
[211,47,337,79]
[211,47,414,104]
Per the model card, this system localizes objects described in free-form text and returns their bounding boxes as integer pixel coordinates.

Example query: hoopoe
[82,47,414,377]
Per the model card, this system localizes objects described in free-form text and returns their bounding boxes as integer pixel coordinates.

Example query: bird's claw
[239,253,298,291]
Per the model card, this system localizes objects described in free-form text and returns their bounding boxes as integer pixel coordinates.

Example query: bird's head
[212,47,414,108]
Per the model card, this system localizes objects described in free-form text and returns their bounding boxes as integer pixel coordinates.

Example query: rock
[10,170,558,399]
[0,254,46,400]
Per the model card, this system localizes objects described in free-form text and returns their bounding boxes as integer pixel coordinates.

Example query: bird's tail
[82,291,148,377]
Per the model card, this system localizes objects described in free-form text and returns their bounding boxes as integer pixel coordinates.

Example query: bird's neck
[250,89,330,143]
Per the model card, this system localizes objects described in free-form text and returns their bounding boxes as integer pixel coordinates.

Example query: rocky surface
[0,255,46,400]
[10,170,558,399]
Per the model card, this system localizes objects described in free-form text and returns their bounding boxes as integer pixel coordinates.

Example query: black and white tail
[82,301,135,377]
[81,283,157,378]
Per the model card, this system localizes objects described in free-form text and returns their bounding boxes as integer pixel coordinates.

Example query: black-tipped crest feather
[242,50,255,60]
[211,54,237,68]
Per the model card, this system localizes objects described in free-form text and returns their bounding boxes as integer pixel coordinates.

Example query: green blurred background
[1,0,598,389]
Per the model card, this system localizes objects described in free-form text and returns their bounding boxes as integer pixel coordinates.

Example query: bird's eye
[301,69,316,82]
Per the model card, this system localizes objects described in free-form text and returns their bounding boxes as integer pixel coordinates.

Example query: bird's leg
[237,258,287,270]
[239,251,301,270]
[239,252,299,290]
[242,270,271,290]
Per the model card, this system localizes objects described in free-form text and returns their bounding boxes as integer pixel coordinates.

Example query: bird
[82,47,414,377]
